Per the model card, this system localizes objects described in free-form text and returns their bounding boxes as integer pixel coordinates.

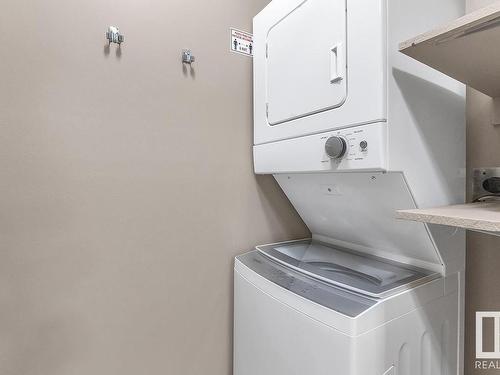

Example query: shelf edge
[396,209,500,233]
[399,2,500,52]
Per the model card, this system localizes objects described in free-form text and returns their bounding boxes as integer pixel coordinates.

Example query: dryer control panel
[253,122,388,174]
[320,126,381,165]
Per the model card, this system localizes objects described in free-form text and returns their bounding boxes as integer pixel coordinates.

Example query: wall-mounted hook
[182,49,195,64]
[106,26,124,45]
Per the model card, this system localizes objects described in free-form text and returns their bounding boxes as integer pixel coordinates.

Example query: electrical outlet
[472,168,500,201]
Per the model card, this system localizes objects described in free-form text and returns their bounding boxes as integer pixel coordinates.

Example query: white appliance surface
[237,0,467,374]
[254,122,388,174]
[238,248,378,318]
[254,0,387,145]
[274,172,443,272]
[266,0,347,125]
[256,239,438,298]
[234,250,459,375]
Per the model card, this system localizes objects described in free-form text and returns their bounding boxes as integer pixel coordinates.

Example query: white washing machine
[234,239,459,375]
[235,0,466,374]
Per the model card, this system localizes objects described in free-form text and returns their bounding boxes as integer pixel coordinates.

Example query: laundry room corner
[6,0,500,373]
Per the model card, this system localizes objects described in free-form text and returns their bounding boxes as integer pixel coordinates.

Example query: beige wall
[465,0,500,374]
[0,0,308,374]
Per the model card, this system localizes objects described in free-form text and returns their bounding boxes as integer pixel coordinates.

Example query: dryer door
[266,0,347,126]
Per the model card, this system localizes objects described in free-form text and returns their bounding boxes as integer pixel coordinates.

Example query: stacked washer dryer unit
[234,0,466,374]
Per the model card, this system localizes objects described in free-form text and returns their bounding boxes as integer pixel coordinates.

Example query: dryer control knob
[325,136,347,159]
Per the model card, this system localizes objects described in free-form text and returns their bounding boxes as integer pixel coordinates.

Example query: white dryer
[235,0,466,374]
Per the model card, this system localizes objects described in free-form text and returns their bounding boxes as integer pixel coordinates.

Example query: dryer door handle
[330,43,344,83]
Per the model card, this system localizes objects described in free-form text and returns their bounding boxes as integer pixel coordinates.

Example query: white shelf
[400,2,500,98]
[396,202,500,232]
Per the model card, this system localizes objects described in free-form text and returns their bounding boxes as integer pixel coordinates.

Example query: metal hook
[106,26,124,45]
[182,49,195,64]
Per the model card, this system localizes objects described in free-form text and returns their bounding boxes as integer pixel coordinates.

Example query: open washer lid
[257,239,438,299]
[274,172,444,273]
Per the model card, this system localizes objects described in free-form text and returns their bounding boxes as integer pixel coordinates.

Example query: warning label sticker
[230,28,253,57]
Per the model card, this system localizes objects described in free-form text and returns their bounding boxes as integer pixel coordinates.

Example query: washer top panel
[257,240,438,298]
[236,250,376,317]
